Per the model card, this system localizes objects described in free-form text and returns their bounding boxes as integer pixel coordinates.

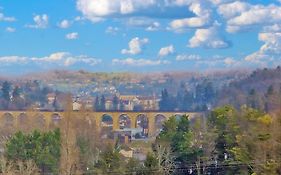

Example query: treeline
[217,66,281,112]
[159,80,216,111]
[0,80,58,110]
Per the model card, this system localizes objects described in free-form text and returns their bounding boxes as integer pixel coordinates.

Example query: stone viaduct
[0,111,203,136]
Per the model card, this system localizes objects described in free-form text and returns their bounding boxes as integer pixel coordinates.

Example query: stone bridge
[0,111,203,136]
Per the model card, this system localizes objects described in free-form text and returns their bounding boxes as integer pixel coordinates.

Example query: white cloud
[224,57,236,65]
[59,19,71,28]
[170,1,212,30]
[66,32,79,40]
[26,14,48,29]
[76,0,192,23]
[105,26,119,34]
[188,24,230,49]
[64,55,102,66]
[263,24,281,32]
[146,22,161,31]
[77,0,154,22]
[112,58,170,66]
[158,45,175,57]
[121,37,149,55]
[0,52,102,67]
[6,27,16,32]
[0,13,16,22]
[208,0,236,5]
[224,4,281,33]
[217,1,251,19]
[245,32,281,62]
[0,56,27,64]
[170,16,210,30]
[176,54,201,61]
[228,5,281,26]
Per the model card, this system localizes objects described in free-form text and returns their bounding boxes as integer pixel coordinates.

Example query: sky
[0,0,281,74]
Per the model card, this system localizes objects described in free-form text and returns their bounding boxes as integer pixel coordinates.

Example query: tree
[143,152,158,175]
[208,105,239,174]
[159,89,169,111]
[0,157,40,175]
[94,96,100,111]
[100,95,106,111]
[59,95,81,175]
[191,117,217,175]
[95,143,123,174]
[231,107,281,175]
[5,129,61,174]
[154,145,175,175]
[156,115,196,174]
[126,158,141,175]
[1,81,11,108]
[113,95,119,111]
[11,86,25,110]
[182,90,194,111]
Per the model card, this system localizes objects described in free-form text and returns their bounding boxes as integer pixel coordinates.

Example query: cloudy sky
[0,0,281,74]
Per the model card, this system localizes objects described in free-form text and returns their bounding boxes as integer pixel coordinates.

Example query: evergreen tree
[100,95,106,111]
[112,95,119,111]
[94,96,100,111]
[2,81,11,102]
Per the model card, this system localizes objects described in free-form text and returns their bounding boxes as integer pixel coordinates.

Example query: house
[119,149,133,158]
[47,93,56,104]
[105,99,113,110]
[73,101,82,111]
[119,95,139,111]
[137,96,159,110]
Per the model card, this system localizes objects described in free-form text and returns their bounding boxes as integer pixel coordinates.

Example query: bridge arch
[17,113,29,130]
[119,114,131,129]
[100,114,113,139]
[154,114,167,133]
[136,114,149,137]
[34,113,46,130]
[2,113,14,128]
[50,113,62,128]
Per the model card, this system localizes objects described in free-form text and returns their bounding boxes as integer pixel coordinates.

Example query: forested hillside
[217,66,281,112]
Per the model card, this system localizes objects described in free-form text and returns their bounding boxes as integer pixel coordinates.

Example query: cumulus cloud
[176,54,201,61]
[76,0,193,23]
[217,1,251,19]
[170,1,212,31]
[0,52,102,67]
[188,24,230,49]
[158,45,175,57]
[66,32,79,40]
[0,13,16,22]
[6,27,16,32]
[245,32,281,62]
[121,37,149,55]
[112,58,170,66]
[222,4,281,33]
[26,14,48,29]
[58,19,71,28]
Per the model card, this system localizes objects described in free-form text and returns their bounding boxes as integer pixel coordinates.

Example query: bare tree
[154,144,175,175]
[192,117,217,175]
[0,157,40,175]
[59,94,82,175]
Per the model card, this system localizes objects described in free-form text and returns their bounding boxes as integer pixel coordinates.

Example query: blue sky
[0,0,281,74]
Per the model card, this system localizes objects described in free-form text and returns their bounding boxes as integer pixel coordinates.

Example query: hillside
[217,66,281,112]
